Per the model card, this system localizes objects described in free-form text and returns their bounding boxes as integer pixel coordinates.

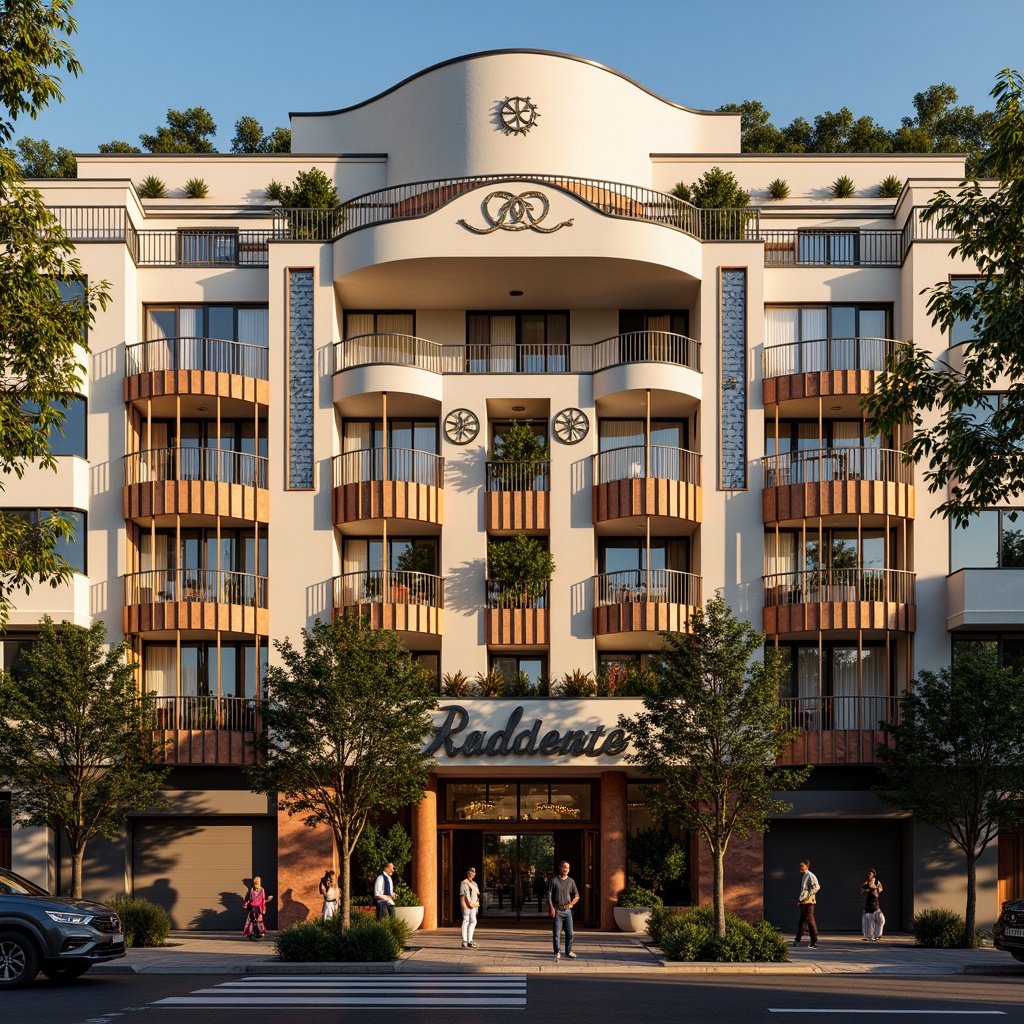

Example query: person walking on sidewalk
[794,859,820,948]
[460,866,480,948]
[319,869,339,921]
[242,876,273,940]
[374,861,397,919]
[860,868,884,940]
[548,860,579,962]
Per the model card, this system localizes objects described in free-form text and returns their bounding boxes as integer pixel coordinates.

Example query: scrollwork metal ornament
[553,407,590,445]
[459,191,573,235]
[444,408,480,445]
[499,96,540,135]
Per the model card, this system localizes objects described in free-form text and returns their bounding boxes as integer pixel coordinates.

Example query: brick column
[277,813,335,929]
[695,830,764,922]
[412,773,438,930]
[600,770,627,931]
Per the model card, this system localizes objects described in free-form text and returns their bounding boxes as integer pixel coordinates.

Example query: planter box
[613,906,652,933]
[394,905,424,931]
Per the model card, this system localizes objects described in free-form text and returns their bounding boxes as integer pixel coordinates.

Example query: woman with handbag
[860,868,884,940]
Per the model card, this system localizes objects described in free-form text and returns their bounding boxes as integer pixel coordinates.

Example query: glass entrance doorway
[481,833,555,922]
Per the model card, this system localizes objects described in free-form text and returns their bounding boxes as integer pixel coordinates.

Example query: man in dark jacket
[548,860,579,961]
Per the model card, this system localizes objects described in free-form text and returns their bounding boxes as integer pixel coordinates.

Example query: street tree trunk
[340,823,352,929]
[964,850,977,948]
[71,845,84,899]
[712,843,726,938]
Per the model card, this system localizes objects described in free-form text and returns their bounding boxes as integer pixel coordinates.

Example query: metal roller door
[763,820,903,932]
[133,817,276,931]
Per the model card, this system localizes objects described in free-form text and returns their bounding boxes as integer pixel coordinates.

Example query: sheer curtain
[178,307,203,371]
[489,315,516,372]
[764,308,798,375]
[831,648,887,728]
[859,309,888,370]
[143,645,177,699]
[800,308,828,371]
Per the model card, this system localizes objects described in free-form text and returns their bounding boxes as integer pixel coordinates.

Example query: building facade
[3,49,1022,933]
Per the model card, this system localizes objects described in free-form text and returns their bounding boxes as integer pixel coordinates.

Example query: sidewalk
[92,929,1024,976]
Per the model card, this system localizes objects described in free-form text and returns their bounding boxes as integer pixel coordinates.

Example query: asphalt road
[7,972,1024,1024]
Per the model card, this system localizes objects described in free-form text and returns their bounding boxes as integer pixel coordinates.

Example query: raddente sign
[425,703,631,761]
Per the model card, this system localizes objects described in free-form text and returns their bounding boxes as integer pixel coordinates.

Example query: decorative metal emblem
[444,408,480,445]
[459,191,573,235]
[499,96,540,135]
[553,408,589,445]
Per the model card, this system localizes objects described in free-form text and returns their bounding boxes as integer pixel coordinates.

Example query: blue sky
[15,0,1024,153]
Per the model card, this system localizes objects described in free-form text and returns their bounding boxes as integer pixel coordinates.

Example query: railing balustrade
[124,569,269,607]
[779,695,901,732]
[593,568,701,607]
[333,570,444,609]
[763,568,915,607]
[762,337,898,379]
[762,447,911,488]
[332,448,443,488]
[49,206,129,240]
[485,580,549,609]
[485,460,550,492]
[124,447,268,488]
[151,695,261,733]
[125,338,269,379]
[761,229,903,267]
[593,445,701,487]
[134,230,274,267]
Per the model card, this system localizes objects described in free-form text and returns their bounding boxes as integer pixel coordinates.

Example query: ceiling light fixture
[509,289,524,296]
[512,405,526,412]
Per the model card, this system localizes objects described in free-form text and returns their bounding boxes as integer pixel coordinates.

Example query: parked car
[994,897,1024,964]
[0,867,125,988]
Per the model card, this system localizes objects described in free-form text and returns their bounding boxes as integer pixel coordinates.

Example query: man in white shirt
[374,861,396,919]
[794,858,820,948]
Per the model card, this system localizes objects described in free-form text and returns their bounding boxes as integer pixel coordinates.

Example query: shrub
[706,929,752,962]
[348,911,409,955]
[617,879,663,908]
[107,895,171,948]
[555,669,597,698]
[336,921,402,961]
[748,919,790,962]
[830,175,856,198]
[441,670,472,697]
[182,177,209,199]
[876,174,904,199]
[137,175,167,199]
[277,914,407,962]
[911,907,973,948]
[275,921,334,962]
[656,904,788,962]
[767,177,790,200]
[646,905,685,947]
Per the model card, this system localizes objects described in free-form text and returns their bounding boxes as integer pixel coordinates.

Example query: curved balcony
[151,695,260,766]
[593,446,702,526]
[124,569,269,636]
[333,570,443,637]
[762,447,914,523]
[762,338,899,406]
[485,461,549,532]
[485,581,549,646]
[777,695,901,766]
[124,447,270,525]
[763,568,915,635]
[125,338,270,406]
[332,448,443,527]
[593,569,701,637]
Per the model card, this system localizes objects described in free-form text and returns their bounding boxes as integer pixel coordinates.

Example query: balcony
[761,229,903,268]
[762,447,913,522]
[134,229,274,267]
[332,448,444,527]
[124,569,269,635]
[485,461,549,532]
[763,569,916,635]
[593,569,701,637]
[947,568,1024,630]
[593,446,701,525]
[485,581,549,646]
[777,695,900,766]
[151,695,260,766]
[124,447,269,525]
[333,570,444,637]
[762,338,899,406]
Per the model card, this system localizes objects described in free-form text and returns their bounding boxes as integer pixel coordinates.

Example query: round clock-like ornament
[553,407,589,445]
[499,96,540,135]
[444,408,480,445]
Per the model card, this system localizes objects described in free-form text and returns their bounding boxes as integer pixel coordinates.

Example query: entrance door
[481,833,555,923]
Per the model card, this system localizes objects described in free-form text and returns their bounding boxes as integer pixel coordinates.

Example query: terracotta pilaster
[412,773,438,930]
[600,770,628,931]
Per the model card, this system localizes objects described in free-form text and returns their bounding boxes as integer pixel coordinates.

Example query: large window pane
[950,512,999,571]
[1000,513,1024,567]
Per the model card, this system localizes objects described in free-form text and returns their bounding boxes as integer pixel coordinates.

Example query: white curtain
[143,645,177,698]
[342,540,368,605]
[489,315,515,372]
[764,308,798,376]
[345,313,374,339]
[800,308,829,371]
[237,308,269,347]
[832,648,887,728]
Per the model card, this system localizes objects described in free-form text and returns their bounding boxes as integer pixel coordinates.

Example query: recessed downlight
[509,289,524,296]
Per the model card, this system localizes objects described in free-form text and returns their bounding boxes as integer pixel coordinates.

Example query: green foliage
[0,618,170,897]
[276,913,406,962]
[106,896,171,947]
[231,116,291,154]
[98,139,141,154]
[656,905,787,962]
[348,907,409,951]
[628,821,686,895]
[275,921,335,962]
[394,544,435,575]
[617,880,662,908]
[554,669,596,698]
[337,920,402,961]
[491,421,549,464]
[596,664,658,697]
[875,644,1024,946]
[441,670,470,697]
[246,614,438,928]
[619,595,811,937]
[182,176,209,199]
[863,68,1024,524]
[910,908,976,949]
[140,107,217,154]
[876,174,904,198]
[356,822,413,889]
[473,668,505,698]
[646,905,685,947]
[487,533,555,608]
[14,137,75,177]
[268,167,339,208]
[830,174,856,198]
[672,166,750,208]
[137,175,167,199]
[502,669,542,698]
[766,177,790,200]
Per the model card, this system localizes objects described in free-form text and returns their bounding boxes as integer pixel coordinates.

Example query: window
[0,636,36,681]
[764,305,890,374]
[145,305,269,375]
[343,311,415,338]
[950,277,986,346]
[796,230,859,266]
[490,655,547,690]
[467,312,568,372]
[950,510,1024,570]
[444,782,593,823]
[342,419,439,456]
[20,395,86,458]
[952,635,1024,673]
[2,509,85,575]
[142,641,268,706]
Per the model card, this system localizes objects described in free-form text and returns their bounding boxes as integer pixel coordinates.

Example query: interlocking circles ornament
[458,191,574,235]
[499,96,540,135]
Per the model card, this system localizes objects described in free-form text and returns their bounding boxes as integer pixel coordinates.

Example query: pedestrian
[860,868,884,940]
[460,866,480,948]
[242,875,274,940]
[548,859,579,962]
[319,869,339,921]
[793,858,819,948]
[374,861,397,919]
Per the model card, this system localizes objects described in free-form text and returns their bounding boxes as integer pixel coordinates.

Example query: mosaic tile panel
[287,269,315,489]
[719,269,747,489]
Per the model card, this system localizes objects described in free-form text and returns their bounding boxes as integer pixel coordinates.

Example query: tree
[266,166,338,207]
[874,645,1024,946]
[14,136,75,177]
[139,106,217,153]
[891,83,994,176]
[672,166,750,208]
[717,101,802,154]
[619,595,811,937]
[231,116,291,154]
[246,615,438,927]
[487,533,555,608]
[862,69,1024,526]
[97,139,140,154]
[356,821,414,897]
[0,0,110,627]
[627,818,686,898]
[0,618,170,898]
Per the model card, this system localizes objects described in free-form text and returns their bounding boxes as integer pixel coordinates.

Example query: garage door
[133,818,277,931]
[764,820,903,933]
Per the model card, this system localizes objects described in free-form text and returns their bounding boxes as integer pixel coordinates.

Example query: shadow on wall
[444,559,487,618]
[190,889,247,931]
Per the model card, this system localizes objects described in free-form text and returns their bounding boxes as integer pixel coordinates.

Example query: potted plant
[614,879,663,933]
[490,420,549,491]
[356,822,423,930]
[487,533,555,609]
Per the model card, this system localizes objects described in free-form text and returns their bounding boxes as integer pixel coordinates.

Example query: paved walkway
[92,929,1023,976]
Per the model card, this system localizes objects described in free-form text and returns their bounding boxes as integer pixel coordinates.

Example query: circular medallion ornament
[553,407,589,445]
[499,96,540,136]
[444,408,480,445]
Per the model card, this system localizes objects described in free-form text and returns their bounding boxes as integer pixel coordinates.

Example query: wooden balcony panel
[124,601,269,636]
[779,729,886,766]
[764,601,916,635]
[593,479,702,524]
[124,370,269,406]
[485,607,549,646]
[332,481,443,525]
[124,480,270,523]
[155,728,256,766]
[594,600,697,636]
[486,491,549,532]
[763,481,914,523]
[349,600,443,635]
[763,369,878,406]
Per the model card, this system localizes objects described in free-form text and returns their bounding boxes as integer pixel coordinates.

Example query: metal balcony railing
[779,695,902,732]
[124,447,268,489]
[762,447,911,487]
[485,579,549,609]
[593,568,701,607]
[332,448,443,488]
[135,230,274,266]
[762,338,899,379]
[125,338,269,379]
[592,445,701,487]
[151,695,261,733]
[763,568,916,607]
[333,570,444,609]
[485,460,550,492]
[49,205,131,240]
[124,569,268,607]
[762,229,903,266]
